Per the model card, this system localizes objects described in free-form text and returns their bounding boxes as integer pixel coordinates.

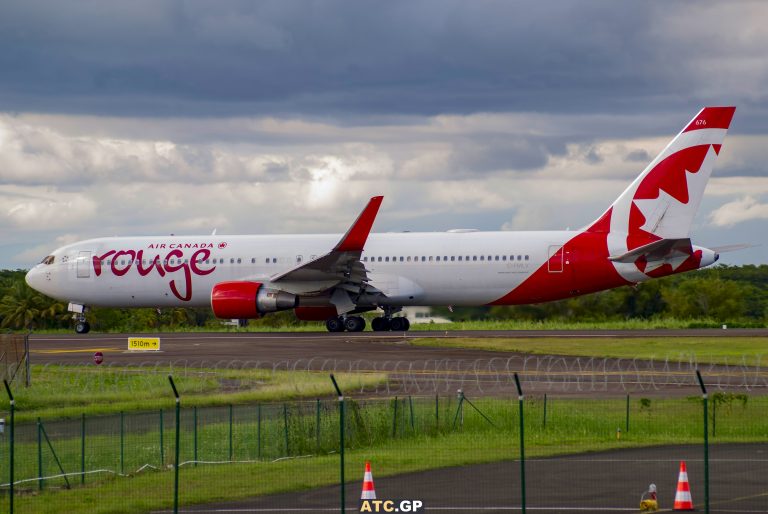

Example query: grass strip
[411,336,768,366]
[1,365,386,422]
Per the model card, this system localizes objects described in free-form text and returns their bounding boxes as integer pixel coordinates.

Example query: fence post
[257,404,262,459]
[392,396,398,437]
[193,406,198,468]
[120,410,125,475]
[229,404,234,461]
[625,394,630,433]
[409,396,415,433]
[696,370,710,514]
[452,389,465,429]
[283,403,290,456]
[514,373,526,514]
[435,394,439,432]
[169,375,181,514]
[160,409,165,467]
[81,413,86,485]
[330,375,345,514]
[3,380,15,514]
[543,394,547,429]
[316,399,321,452]
[37,417,43,491]
[712,396,716,437]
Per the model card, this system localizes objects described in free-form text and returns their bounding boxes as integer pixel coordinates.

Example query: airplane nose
[25,267,45,293]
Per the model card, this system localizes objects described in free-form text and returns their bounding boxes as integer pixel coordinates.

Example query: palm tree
[0,281,45,329]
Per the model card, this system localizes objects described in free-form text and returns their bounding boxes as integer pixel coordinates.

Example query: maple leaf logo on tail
[586,107,735,283]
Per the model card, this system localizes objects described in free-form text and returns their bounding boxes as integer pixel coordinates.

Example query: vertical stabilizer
[588,107,735,282]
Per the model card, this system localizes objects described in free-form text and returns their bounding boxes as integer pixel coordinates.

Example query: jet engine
[211,281,297,319]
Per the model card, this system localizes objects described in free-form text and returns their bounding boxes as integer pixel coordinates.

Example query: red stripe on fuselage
[489,210,630,305]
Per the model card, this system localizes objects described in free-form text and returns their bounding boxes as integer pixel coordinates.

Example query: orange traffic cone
[673,461,694,511]
[361,461,376,500]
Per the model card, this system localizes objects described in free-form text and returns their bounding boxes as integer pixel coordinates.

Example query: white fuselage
[26,230,576,309]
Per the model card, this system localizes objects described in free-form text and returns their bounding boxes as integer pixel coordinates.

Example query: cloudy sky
[1,0,766,268]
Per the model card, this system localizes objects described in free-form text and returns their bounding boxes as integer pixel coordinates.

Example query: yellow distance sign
[128,337,161,351]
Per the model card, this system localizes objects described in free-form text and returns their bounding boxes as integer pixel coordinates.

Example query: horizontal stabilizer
[608,238,692,263]
[711,243,756,254]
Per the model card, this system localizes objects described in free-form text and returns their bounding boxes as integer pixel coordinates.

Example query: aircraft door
[547,245,564,273]
[76,251,91,278]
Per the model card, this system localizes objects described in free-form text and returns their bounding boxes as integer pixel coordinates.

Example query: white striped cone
[361,460,376,500]
[673,460,694,511]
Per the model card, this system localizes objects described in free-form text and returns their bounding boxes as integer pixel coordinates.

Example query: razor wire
[29,353,768,397]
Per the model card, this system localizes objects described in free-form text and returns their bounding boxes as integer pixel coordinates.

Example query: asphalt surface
[28,330,768,397]
[160,443,768,513]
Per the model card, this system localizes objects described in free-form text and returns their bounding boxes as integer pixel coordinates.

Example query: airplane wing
[270,196,384,307]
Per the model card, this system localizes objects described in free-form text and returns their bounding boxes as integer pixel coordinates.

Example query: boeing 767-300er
[26,107,736,333]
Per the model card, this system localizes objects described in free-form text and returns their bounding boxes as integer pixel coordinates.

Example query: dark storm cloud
[3,0,763,123]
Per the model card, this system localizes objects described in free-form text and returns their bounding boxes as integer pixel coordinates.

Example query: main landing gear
[324,307,411,333]
[325,316,366,333]
[371,316,410,332]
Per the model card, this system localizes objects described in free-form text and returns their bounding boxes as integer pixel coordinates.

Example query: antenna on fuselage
[211,229,217,235]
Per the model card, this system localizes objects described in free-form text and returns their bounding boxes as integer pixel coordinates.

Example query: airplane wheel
[344,316,366,332]
[326,317,345,333]
[390,317,410,331]
[371,317,391,332]
[75,321,91,334]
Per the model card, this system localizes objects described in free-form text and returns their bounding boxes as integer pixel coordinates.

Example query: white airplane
[26,107,735,334]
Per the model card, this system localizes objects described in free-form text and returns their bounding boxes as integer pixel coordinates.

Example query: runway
[28,330,768,397]
[163,444,768,513]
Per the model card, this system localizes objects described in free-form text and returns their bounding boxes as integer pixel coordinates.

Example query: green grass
[1,365,386,422]
[26,316,765,334]
[411,336,768,366]
[4,394,766,513]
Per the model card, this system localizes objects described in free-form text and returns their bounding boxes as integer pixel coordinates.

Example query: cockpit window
[41,255,55,265]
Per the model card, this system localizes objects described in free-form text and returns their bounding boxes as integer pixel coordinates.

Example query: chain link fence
[1,373,767,512]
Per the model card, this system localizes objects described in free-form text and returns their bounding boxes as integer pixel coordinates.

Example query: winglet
[333,196,383,252]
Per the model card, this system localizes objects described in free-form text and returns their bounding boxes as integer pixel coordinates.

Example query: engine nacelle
[211,281,298,319]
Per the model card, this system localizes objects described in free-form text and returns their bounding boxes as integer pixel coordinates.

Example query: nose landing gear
[69,303,91,334]
[75,320,91,334]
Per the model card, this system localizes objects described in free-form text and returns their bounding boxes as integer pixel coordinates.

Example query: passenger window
[272,258,277,263]
[265,258,270,264]
[385,257,390,262]
[495,256,499,261]
[237,258,242,264]
[473,256,477,261]
[251,258,256,264]
[407,256,412,262]
[429,256,434,262]
[421,256,426,262]
[400,256,404,262]
[480,256,484,261]
[451,256,455,261]
[436,256,440,262]
[502,255,507,261]
[444,256,448,261]
[525,255,529,261]
[517,255,522,261]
